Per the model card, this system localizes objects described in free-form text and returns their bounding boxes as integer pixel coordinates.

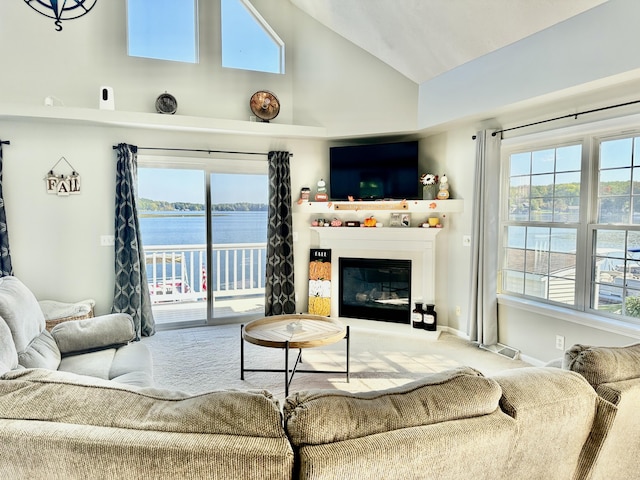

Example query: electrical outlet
[455,306,461,316]
[555,335,565,351]
[100,235,115,247]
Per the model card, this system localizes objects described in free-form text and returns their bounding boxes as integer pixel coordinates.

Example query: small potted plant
[419,173,438,200]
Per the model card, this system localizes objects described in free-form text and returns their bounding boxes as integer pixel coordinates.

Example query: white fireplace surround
[310,227,441,319]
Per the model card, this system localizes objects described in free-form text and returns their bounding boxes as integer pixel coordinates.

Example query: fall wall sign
[45,157,81,196]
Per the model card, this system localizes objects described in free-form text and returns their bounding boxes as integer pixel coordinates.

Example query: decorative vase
[422,184,437,200]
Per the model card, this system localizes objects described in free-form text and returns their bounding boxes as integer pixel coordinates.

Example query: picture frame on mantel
[390,213,402,227]
[401,213,411,227]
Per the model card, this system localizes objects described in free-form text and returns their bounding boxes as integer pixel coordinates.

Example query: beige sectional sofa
[0,276,638,479]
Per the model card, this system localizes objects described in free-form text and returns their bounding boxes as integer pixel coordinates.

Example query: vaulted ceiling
[289,0,609,84]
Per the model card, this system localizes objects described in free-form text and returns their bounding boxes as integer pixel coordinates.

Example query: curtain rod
[0,141,9,145]
[111,145,292,157]
[471,98,640,140]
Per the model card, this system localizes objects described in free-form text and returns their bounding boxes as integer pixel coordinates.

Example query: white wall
[289,6,418,137]
[417,0,640,130]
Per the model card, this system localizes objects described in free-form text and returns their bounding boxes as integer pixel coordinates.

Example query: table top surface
[243,314,346,349]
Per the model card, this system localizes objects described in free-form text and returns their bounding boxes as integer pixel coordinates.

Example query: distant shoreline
[140,211,267,218]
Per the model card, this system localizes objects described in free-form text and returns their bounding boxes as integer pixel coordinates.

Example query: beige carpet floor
[141,318,531,400]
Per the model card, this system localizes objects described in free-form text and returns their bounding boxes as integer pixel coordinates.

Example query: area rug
[141,318,531,400]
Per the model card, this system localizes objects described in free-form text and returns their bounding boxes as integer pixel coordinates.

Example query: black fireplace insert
[339,257,411,324]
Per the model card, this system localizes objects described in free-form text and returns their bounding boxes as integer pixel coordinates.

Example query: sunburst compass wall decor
[24,0,98,32]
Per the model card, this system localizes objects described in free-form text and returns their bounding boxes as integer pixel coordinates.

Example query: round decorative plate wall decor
[249,90,280,122]
[155,92,178,115]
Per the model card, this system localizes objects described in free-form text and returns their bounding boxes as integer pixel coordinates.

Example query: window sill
[497,294,640,340]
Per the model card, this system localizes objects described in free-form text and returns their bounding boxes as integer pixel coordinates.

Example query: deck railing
[144,243,267,304]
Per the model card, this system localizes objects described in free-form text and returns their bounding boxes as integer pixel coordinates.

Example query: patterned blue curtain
[113,144,155,338]
[0,141,13,277]
[265,151,296,315]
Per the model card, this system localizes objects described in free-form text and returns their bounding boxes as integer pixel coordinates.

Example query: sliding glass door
[209,173,268,319]
[137,157,268,328]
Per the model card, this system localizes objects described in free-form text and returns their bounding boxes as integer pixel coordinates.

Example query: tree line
[138,198,267,212]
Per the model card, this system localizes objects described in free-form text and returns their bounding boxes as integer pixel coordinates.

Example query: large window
[503,144,582,305]
[127,0,284,73]
[501,130,640,325]
[592,136,640,318]
[221,0,284,74]
[127,0,199,63]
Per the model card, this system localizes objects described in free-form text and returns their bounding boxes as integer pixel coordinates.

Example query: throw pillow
[563,343,640,387]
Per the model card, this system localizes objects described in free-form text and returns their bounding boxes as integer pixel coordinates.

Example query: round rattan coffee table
[241,314,350,396]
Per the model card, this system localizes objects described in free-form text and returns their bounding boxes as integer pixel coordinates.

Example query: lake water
[139,211,268,245]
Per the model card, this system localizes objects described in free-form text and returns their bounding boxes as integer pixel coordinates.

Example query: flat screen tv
[329,141,419,200]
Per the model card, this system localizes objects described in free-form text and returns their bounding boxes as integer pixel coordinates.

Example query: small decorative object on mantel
[421,215,444,228]
[420,173,438,200]
[315,179,329,202]
[363,216,377,227]
[25,0,98,32]
[437,174,450,200]
[44,157,81,196]
[155,92,178,114]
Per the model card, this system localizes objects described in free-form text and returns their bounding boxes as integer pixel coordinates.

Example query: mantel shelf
[0,103,327,139]
[311,226,442,240]
[294,198,463,214]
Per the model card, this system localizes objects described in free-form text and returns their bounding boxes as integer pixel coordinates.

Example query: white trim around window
[499,110,640,333]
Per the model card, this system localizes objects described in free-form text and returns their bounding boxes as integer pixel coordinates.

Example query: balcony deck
[145,243,267,328]
[152,294,265,327]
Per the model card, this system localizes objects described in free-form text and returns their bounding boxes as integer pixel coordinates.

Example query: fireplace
[339,257,411,324]
[310,227,441,321]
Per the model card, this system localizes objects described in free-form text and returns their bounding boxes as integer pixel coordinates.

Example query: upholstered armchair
[0,276,152,387]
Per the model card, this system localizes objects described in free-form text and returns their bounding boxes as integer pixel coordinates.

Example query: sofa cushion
[0,368,286,439]
[109,341,153,383]
[563,343,640,387]
[58,348,116,379]
[17,330,61,370]
[284,366,502,446]
[51,313,135,355]
[0,315,18,375]
[0,276,45,352]
[56,341,153,388]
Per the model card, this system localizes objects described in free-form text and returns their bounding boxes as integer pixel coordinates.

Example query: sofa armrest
[50,313,135,355]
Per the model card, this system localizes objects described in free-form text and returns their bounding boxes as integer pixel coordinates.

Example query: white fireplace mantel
[311,226,441,250]
[310,226,442,318]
